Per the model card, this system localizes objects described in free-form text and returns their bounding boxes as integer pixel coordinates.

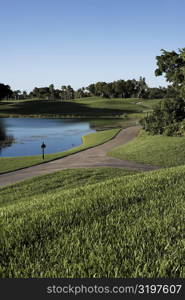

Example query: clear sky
[0,0,185,92]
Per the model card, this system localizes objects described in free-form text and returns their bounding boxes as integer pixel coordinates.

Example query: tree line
[1,46,183,102]
[0,78,178,101]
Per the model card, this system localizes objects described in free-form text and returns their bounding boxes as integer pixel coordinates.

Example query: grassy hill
[0,166,184,278]
[0,97,158,118]
[108,130,185,167]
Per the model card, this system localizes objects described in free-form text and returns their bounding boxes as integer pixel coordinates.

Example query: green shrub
[163,122,181,136]
[140,97,185,135]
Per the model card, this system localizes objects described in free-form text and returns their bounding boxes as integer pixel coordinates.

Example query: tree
[86,78,149,99]
[155,48,185,97]
[87,84,96,95]
[137,77,148,98]
[30,87,50,99]
[67,85,74,100]
[147,87,167,99]
[22,91,28,99]
[0,83,12,100]
[140,48,185,135]
[94,82,107,97]
[29,87,40,98]
[75,88,85,99]
[113,80,126,98]
[60,85,74,100]
[140,97,185,135]
[12,90,21,100]
[103,83,114,98]
[49,84,55,100]
[54,89,62,100]
[60,85,67,100]
[165,85,180,99]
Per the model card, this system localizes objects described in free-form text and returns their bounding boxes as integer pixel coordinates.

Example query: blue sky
[0,0,185,92]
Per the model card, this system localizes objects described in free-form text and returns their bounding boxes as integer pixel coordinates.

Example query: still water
[0,118,95,157]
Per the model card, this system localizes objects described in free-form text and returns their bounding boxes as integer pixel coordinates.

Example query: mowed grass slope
[0,97,156,118]
[108,130,185,167]
[0,128,119,174]
[0,166,184,278]
[0,168,136,207]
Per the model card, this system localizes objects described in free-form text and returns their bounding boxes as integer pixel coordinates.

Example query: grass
[0,97,158,118]
[0,168,137,207]
[108,130,185,167]
[0,128,120,174]
[89,117,140,130]
[140,98,162,109]
[0,166,184,277]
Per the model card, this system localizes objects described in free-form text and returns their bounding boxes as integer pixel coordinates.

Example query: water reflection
[0,118,95,157]
[0,119,14,152]
[0,117,135,157]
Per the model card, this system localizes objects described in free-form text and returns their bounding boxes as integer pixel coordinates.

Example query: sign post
[41,142,46,159]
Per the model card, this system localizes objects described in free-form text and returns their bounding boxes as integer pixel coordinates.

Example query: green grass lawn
[140,98,162,109]
[108,130,185,167]
[0,165,184,277]
[0,97,159,118]
[0,168,137,207]
[0,128,120,174]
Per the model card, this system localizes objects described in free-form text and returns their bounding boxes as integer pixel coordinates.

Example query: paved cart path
[0,126,160,187]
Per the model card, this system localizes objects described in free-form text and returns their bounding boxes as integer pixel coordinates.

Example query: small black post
[41,141,46,160]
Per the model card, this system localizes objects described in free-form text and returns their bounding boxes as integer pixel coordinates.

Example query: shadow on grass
[0,100,142,117]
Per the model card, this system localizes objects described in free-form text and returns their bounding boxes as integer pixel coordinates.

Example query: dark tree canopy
[140,97,185,136]
[86,77,148,99]
[155,48,185,97]
[0,83,12,100]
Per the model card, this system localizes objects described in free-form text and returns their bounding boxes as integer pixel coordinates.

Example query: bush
[163,122,181,136]
[140,97,185,136]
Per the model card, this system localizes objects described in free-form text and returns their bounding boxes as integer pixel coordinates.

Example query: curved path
[0,126,160,187]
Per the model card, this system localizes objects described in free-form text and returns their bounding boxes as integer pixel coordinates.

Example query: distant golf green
[0,97,157,118]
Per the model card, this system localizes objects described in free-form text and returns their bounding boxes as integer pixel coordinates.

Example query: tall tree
[67,85,74,100]
[113,80,126,98]
[0,83,12,100]
[22,91,28,99]
[155,48,185,97]
[87,84,96,96]
[49,84,55,100]
[12,90,21,100]
[140,48,185,136]
[137,77,148,98]
[30,87,50,99]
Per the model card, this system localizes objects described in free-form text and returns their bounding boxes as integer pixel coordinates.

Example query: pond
[0,118,96,157]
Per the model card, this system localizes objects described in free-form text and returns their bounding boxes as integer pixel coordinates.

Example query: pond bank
[0,126,160,186]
